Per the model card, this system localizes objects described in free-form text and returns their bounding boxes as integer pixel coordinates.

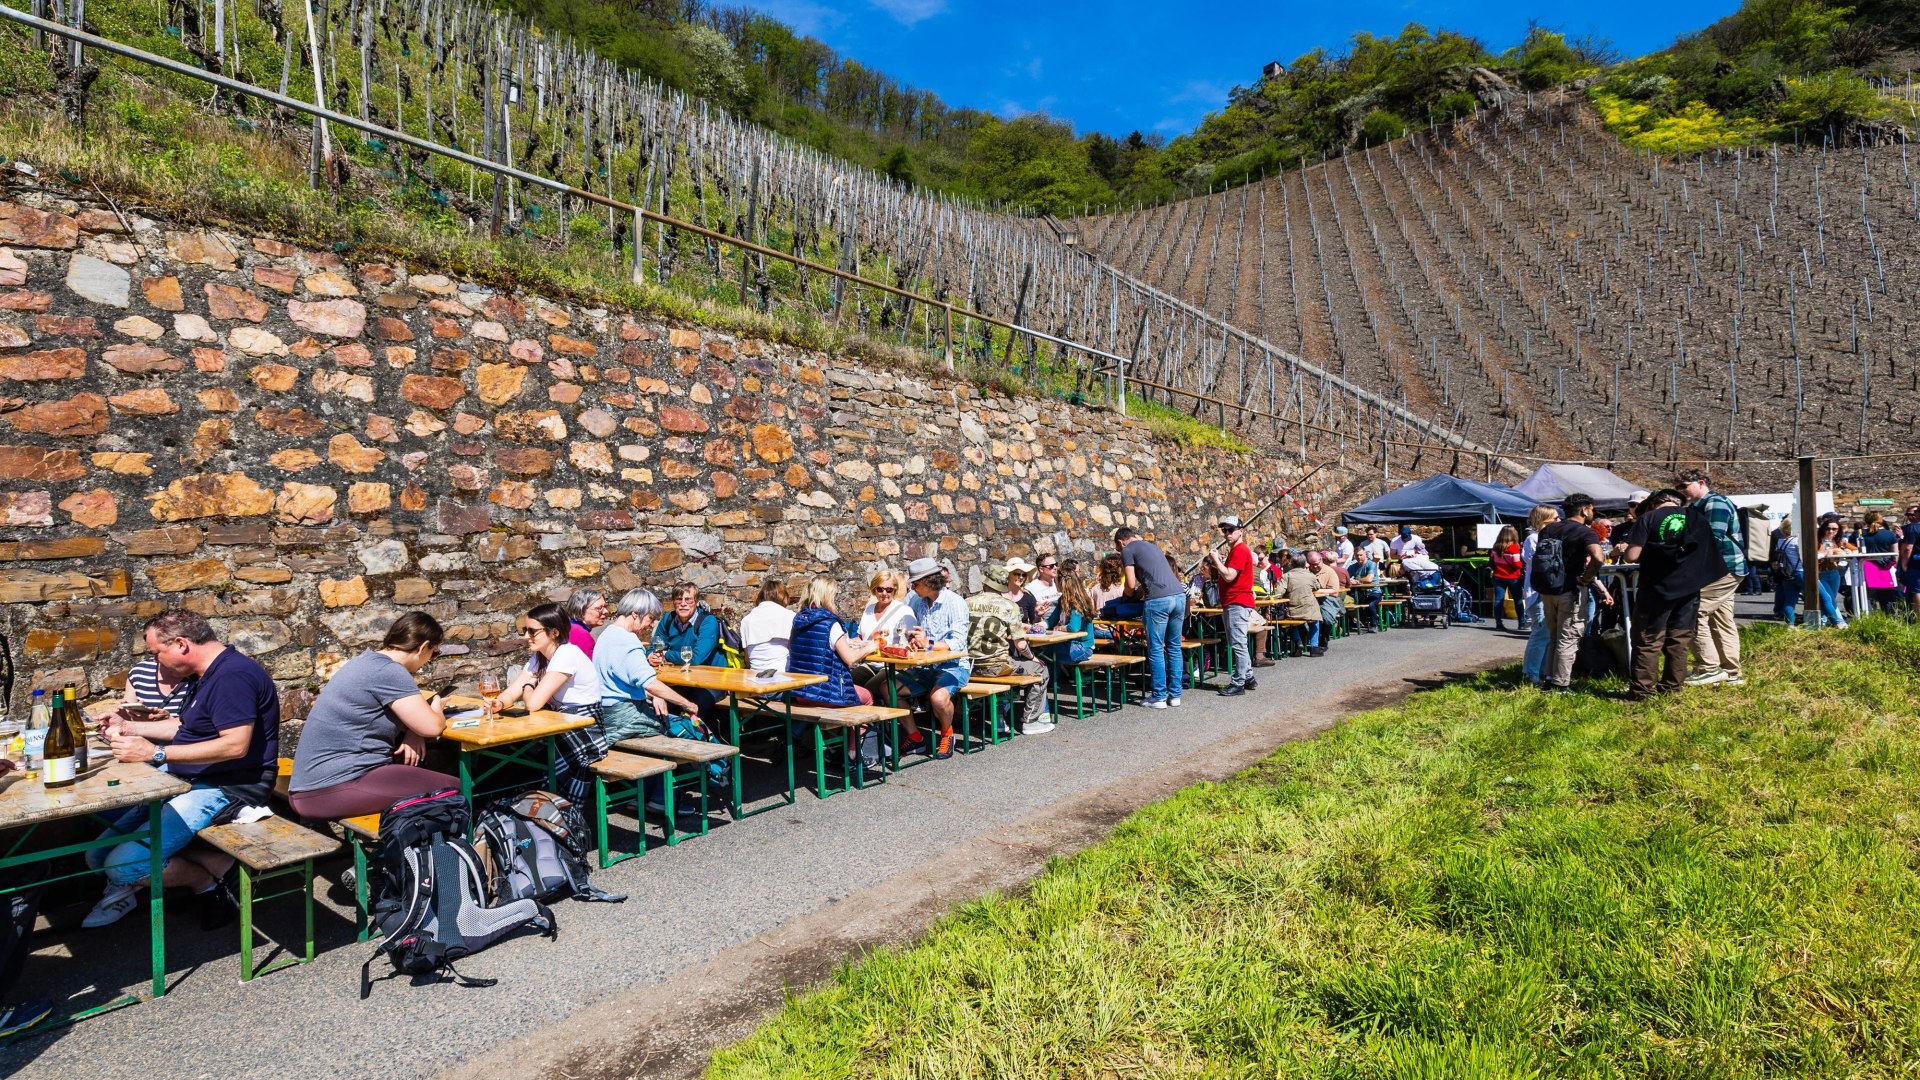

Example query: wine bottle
[65,687,89,773]
[42,690,76,788]
[22,689,48,774]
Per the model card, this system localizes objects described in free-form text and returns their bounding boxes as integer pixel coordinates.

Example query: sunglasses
[521,625,546,637]
[873,586,897,595]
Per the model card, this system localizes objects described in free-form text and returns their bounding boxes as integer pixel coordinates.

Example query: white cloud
[868,0,946,25]
[1168,80,1229,106]
[1027,56,1044,79]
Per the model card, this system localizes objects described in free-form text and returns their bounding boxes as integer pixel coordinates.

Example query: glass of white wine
[679,647,693,674]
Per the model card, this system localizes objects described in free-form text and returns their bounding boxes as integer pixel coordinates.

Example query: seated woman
[788,577,881,708]
[739,577,795,673]
[1088,553,1128,638]
[123,650,199,717]
[1045,569,1098,665]
[288,612,458,821]
[857,567,917,640]
[494,603,606,803]
[595,588,706,745]
[565,587,609,658]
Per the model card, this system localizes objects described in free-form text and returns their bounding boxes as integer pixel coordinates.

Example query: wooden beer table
[651,666,825,818]
[438,695,592,804]
[0,758,189,1034]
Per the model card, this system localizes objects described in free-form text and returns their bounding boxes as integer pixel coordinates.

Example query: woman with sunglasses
[494,603,608,802]
[1814,518,1855,629]
[288,612,458,820]
[854,567,916,702]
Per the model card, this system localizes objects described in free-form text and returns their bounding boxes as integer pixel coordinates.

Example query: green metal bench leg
[351,837,371,942]
[236,859,318,982]
[238,863,257,983]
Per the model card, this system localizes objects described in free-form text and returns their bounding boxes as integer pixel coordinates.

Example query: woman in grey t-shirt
[288,613,456,820]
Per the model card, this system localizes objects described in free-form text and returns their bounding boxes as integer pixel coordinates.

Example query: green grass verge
[708,618,1920,1077]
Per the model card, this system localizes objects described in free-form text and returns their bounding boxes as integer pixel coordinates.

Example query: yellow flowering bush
[1590,91,1760,153]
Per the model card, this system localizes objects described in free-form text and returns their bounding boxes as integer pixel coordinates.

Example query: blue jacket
[788,607,860,707]
[651,607,724,667]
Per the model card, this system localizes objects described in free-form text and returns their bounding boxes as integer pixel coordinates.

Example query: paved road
[5,620,1521,1079]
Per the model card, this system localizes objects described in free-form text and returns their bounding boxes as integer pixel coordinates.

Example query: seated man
[83,609,279,930]
[1277,551,1326,657]
[1349,547,1383,631]
[968,563,1052,736]
[902,557,973,760]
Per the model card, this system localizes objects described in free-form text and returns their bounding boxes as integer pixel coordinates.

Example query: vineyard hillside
[1081,93,1920,488]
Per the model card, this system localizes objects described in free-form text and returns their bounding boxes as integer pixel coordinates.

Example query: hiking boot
[933,733,956,760]
[1685,668,1728,687]
[1252,658,1276,667]
[81,884,139,929]
[0,1000,52,1039]
[1243,678,1258,691]
[1217,684,1246,697]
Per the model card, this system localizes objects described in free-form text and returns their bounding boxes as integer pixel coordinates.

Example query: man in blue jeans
[82,609,280,931]
[1115,526,1188,708]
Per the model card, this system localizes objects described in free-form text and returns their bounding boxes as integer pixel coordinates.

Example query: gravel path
[4,621,1521,1079]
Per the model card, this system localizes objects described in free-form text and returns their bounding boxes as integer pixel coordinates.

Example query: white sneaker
[1144,697,1168,710]
[1034,712,1053,725]
[1168,696,1183,708]
[82,884,139,929]
[1023,720,1056,734]
[1685,669,1728,687]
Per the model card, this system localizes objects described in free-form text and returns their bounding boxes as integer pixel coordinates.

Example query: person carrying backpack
[1532,493,1614,693]
[1621,489,1727,699]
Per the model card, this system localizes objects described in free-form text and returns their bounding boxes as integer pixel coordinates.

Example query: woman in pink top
[565,588,610,658]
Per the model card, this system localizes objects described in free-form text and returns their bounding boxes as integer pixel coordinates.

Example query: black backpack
[475,789,626,905]
[1531,532,1570,594]
[360,789,555,996]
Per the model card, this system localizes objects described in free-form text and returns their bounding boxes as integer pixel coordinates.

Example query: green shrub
[1775,71,1886,131]
[1359,108,1408,145]
[1429,91,1478,124]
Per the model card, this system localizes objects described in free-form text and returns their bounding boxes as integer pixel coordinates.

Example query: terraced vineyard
[1081,94,1920,487]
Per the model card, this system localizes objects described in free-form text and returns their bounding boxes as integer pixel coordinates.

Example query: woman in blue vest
[788,577,881,707]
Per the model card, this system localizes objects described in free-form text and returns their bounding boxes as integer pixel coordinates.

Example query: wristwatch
[150,746,168,766]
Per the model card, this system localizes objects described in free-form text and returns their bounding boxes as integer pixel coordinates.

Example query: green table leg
[147,800,166,999]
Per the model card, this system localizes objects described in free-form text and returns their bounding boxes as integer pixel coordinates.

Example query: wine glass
[478,673,501,713]
[679,647,693,674]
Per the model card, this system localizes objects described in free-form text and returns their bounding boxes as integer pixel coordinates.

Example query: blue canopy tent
[1340,474,1539,526]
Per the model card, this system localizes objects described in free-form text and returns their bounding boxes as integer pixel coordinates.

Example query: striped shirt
[127,658,199,714]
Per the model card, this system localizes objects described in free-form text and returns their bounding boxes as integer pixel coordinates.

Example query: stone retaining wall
[0,184,1342,736]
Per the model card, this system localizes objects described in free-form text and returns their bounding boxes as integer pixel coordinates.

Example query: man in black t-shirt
[1622,490,1726,699]
[81,609,279,931]
[1533,493,1614,692]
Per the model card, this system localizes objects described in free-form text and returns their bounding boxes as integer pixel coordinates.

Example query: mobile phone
[426,681,458,700]
[119,705,168,723]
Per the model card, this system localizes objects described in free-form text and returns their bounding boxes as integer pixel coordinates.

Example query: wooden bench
[777,702,912,794]
[616,736,740,836]
[198,816,340,981]
[587,750,678,867]
[969,670,1046,739]
[1063,653,1143,715]
[958,682,1013,750]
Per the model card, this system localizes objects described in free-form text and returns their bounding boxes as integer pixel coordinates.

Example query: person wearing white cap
[1333,526,1355,564]
[1003,557,1040,625]
[902,557,972,759]
[1203,515,1259,696]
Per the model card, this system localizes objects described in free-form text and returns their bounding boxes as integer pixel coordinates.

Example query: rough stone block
[0,347,86,381]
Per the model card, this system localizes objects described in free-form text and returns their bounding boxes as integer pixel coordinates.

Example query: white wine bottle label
[42,755,76,784]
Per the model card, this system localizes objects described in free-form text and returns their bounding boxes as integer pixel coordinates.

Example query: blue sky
[749,0,1741,138]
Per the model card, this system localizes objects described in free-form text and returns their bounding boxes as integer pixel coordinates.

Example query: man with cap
[1333,526,1355,564]
[1203,515,1259,697]
[1116,526,1188,708]
[968,563,1052,735]
[903,557,972,759]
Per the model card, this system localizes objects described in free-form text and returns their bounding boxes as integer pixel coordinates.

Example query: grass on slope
[708,618,1920,1078]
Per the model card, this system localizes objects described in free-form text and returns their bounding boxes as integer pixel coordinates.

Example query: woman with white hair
[594,588,703,744]
[566,587,610,658]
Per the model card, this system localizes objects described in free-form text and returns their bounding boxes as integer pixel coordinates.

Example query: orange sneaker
[934,732,956,759]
